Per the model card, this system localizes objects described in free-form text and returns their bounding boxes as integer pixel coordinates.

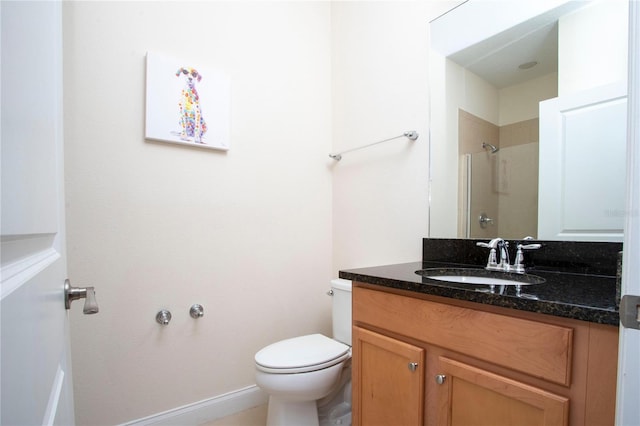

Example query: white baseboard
[122,385,268,426]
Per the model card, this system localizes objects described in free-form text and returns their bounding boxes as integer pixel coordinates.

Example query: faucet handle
[513,243,542,273]
[477,241,500,270]
[487,248,498,269]
[520,243,542,250]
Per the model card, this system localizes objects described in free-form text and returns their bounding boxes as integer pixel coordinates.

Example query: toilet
[255,279,352,426]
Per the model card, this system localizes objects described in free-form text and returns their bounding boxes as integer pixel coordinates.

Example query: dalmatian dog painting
[176,67,208,143]
[145,52,230,151]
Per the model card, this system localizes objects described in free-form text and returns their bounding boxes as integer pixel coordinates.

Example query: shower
[482,142,499,153]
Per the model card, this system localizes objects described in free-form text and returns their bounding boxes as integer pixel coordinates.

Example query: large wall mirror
[428,0,629,242]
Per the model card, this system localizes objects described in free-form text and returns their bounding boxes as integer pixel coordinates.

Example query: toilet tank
[330,279,352,346]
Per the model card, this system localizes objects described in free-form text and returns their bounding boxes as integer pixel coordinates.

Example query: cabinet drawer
[353,286,573,386]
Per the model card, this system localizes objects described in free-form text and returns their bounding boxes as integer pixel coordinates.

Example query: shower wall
[458,110,499,238]
[459,110,539,239]
[498,119,539,238]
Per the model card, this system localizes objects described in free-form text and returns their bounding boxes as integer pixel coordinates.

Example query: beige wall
[63,1,453,424]
[63,2,333,424]
[331,1,451,270]
[497,142,539,238]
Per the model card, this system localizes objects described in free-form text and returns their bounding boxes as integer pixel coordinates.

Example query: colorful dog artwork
[176,67,207,143]
[145,52,230,151]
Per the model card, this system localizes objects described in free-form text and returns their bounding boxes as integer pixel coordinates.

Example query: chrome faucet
[477,238,541,273]
[476,238,508,271]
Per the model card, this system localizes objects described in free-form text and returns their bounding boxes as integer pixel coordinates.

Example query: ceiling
[448,21,559,89]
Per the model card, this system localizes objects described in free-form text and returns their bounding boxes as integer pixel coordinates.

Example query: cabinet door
[436,357,569,426]
[352,326,425,426]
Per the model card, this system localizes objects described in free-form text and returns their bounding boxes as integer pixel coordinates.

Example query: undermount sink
[415,268,546,286]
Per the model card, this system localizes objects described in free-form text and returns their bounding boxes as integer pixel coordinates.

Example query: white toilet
[255,279,352,426]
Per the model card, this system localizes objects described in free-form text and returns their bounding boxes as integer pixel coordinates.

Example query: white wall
[63,2,332,424]
[559,0,628,95]
[499,72,557,126]
[331,1,451,269]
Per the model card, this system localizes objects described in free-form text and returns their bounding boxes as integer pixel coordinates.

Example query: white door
[616,2,640,424]
[538,81,627,242]
[1,2,76,425]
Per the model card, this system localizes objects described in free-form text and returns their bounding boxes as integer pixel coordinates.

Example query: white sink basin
[427,275,529,286]
[416,268,545,286]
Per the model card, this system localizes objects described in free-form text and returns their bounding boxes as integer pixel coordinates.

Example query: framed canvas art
[145,52,230,151]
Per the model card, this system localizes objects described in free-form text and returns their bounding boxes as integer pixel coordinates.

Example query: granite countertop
[339,260,620,326]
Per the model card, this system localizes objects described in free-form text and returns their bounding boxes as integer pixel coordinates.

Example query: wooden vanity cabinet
[436,357,569,426]
[352,284,618,426]
[353,327,425,426]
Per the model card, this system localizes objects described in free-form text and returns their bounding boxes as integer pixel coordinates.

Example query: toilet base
[266,397,319,426]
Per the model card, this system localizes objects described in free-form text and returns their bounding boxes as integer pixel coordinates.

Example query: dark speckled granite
[422,238,622,275]
[339,238,621,326]
[617,251,623,305]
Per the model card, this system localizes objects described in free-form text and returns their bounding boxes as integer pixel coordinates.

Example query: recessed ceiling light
[518,61,538,70]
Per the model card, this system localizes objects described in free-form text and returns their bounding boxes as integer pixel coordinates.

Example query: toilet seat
[255,334,351,374]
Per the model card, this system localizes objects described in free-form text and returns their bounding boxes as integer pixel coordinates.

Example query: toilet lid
[255,334,350,373]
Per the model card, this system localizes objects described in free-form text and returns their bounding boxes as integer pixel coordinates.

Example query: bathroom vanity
[340,239,620,426]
